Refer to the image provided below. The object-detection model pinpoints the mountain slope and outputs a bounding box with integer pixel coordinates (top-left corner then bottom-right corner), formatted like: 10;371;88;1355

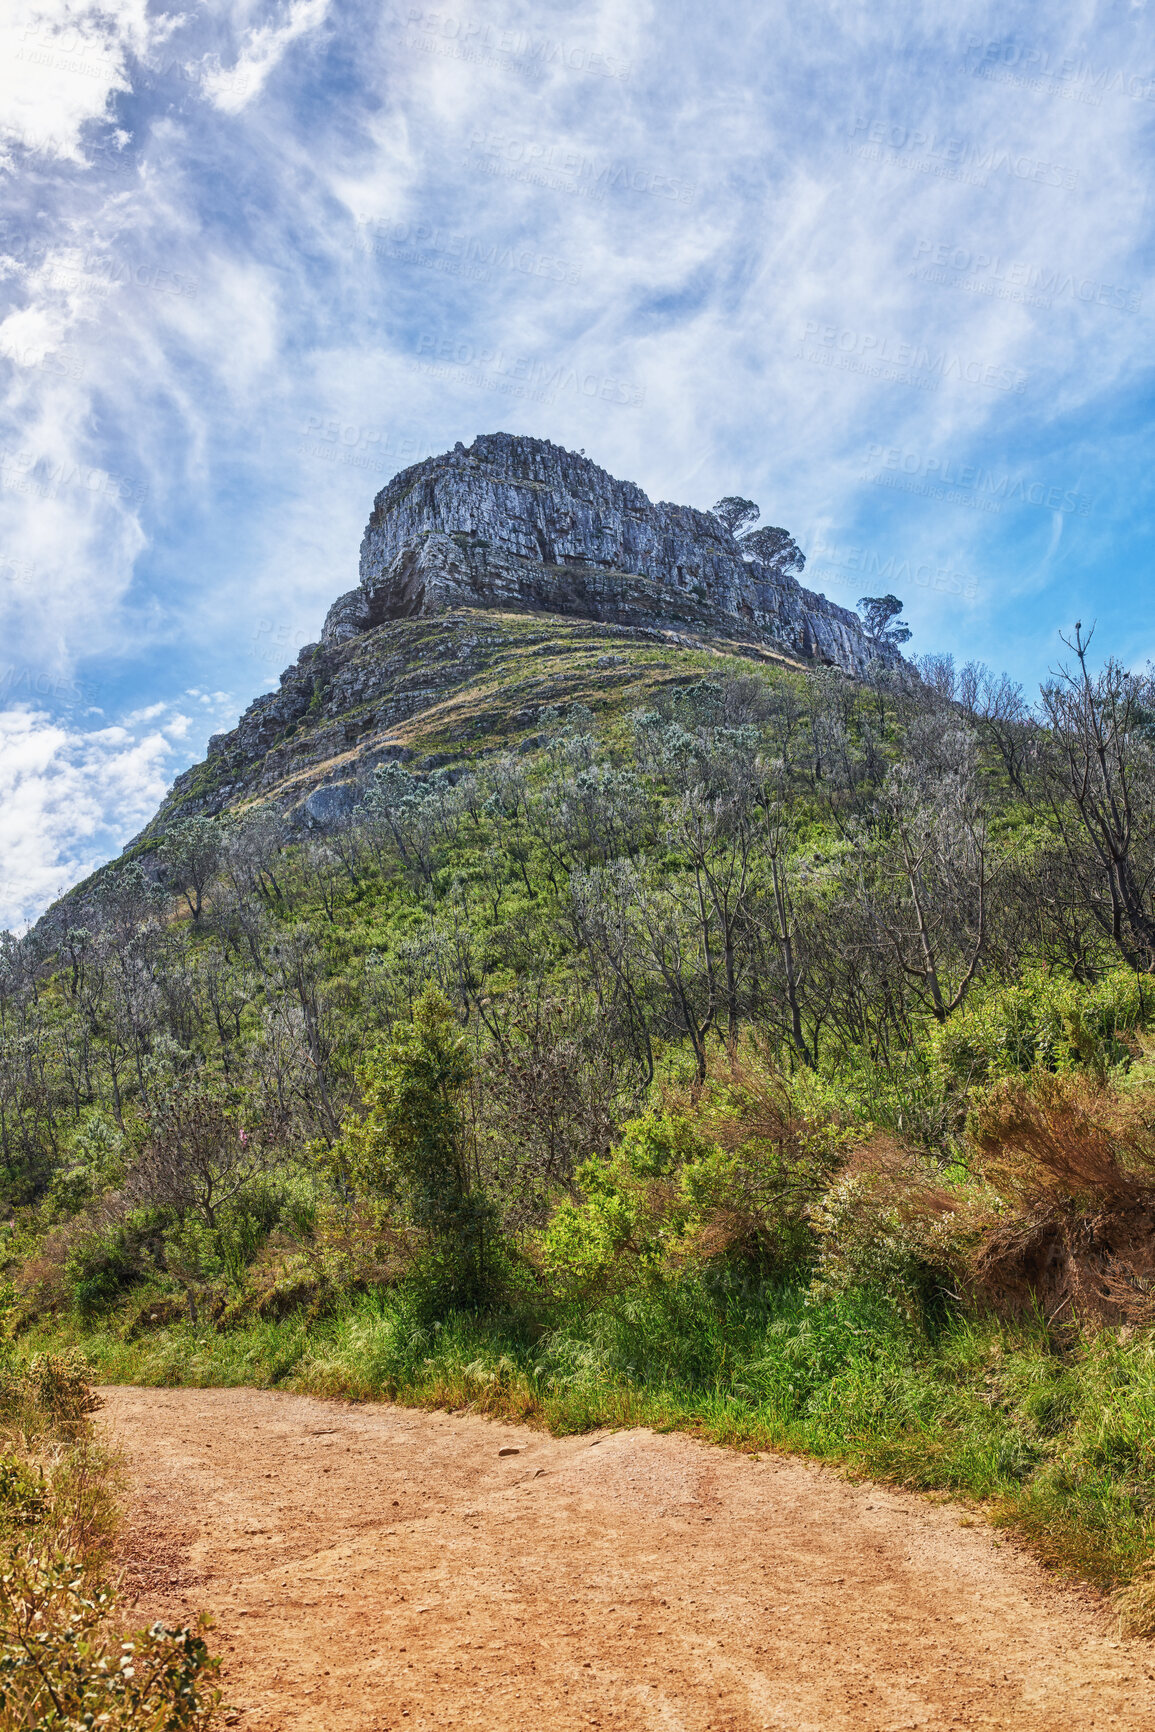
143;613;806;839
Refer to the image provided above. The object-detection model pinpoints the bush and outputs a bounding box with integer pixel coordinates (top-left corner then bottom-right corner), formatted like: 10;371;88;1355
931;970;1143;1087
0;1548;220;1730
542;1071;857;1301
966;1070;1155;1325
65;1222;147;1317
808;1140;995;1320
23;1352;103;1429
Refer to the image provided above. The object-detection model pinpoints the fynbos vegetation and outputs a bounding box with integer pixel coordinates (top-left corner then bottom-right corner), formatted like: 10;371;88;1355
6;624;1155;1627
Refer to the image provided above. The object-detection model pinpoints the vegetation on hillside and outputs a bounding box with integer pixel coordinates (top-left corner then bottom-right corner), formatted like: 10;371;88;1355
5;621;1155;1627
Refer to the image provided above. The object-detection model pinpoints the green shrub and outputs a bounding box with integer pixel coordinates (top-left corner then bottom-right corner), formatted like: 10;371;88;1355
0;1548;220;1730
65;1226;144;1317
541;1111;721;1298
44;1117;128;1222
342;985;496;1305
931;970;1142;1087
541;1087;850;1300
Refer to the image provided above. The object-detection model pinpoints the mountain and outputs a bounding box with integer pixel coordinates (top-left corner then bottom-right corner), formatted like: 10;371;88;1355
335;433;892;674
136;433;902;839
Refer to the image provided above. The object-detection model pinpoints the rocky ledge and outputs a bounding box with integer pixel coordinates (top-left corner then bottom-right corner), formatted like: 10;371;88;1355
320;433;900;679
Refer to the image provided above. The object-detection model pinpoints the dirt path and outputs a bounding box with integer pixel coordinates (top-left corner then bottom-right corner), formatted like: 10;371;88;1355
98;1386;1153;1731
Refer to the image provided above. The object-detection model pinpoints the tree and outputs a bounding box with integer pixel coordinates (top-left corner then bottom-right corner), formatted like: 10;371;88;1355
346;986;490;1297
565;862;657;1088
476;989;621;1225
1040;624;1155;972
220;808;287;908
865;731;996;1024
666;731;763;1051
359;763;462;885
711;496;760;537
758;761;820;1067
127;1080;275;1320
129;1081;271;1233
971;667;1034;796
740;525;806;578
158;817;221;924
857;594;912;647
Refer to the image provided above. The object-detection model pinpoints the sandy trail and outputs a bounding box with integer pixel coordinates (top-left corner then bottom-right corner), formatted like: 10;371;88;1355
98;1385;1152;1731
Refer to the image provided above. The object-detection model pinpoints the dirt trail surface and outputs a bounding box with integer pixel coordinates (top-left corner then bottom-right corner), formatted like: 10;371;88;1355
98;1386;1153;1731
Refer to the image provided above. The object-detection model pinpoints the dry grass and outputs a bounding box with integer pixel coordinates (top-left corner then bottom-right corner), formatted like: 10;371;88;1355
0;1350;119;1576
969;1073;1155;1326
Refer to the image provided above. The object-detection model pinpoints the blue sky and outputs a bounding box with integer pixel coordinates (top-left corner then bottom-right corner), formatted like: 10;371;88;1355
0;0;1153;927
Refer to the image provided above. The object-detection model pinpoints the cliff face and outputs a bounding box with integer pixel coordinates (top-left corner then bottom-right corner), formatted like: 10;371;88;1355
322;433;898;679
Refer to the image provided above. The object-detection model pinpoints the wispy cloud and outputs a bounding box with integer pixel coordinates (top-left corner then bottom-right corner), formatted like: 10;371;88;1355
204;0;333;115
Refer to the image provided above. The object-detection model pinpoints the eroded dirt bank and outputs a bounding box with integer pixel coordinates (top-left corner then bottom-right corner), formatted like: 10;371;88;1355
98;1386;1153;1731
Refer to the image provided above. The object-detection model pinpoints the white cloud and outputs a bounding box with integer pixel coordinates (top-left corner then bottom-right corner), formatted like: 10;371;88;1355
203;0;332;114
0;704;182;930
0;4;127;165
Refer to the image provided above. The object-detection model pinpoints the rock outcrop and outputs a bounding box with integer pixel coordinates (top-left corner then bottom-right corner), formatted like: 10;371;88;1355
111;434;906;856
321;433;899;678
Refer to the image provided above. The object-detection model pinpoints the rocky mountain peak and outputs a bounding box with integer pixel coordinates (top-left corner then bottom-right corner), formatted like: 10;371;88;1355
104;433;908;859
321;432;900;678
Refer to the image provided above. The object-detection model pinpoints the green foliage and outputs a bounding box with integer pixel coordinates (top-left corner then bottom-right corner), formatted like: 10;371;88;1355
213;1178;298;1287
541;1086;851;1299
930;970;1143;1086
0;1455;46;1527
13;626;1155;1617
0;1550;220;1731
825;1049;956;1150
157;816;220;923
43;1118;126;1222
343;986;493;1301
614;1111;715;1178
64;1221;155;1317
542;1112;729;1296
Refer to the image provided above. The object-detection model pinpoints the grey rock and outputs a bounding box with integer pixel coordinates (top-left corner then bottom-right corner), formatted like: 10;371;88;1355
303;783;356;827
329;432;900;678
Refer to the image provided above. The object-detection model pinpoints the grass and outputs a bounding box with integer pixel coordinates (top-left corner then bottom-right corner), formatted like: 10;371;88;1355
24;1278;1155;1603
